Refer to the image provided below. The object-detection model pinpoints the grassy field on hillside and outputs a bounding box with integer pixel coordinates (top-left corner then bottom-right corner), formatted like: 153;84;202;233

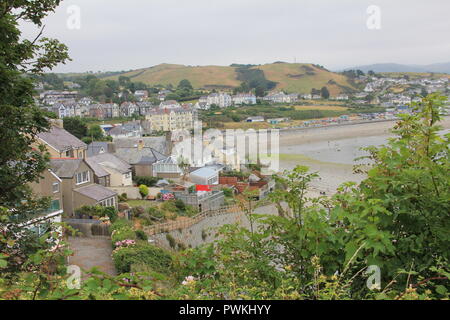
255;63;356;95
104;63;358;94
106;63;240;89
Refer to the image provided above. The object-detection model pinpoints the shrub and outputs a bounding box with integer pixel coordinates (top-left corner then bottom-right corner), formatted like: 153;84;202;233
75;205;118;222
110;218;132;232
134;176;158;187
174;199;186;211
222;187;233;198
147;207;165;220
139;184;149;199
103;206;118;222
110;219;136;245
135;230;148;241
118;193;128;202
131;206;145;218
166;234;176;249
112;243;173;274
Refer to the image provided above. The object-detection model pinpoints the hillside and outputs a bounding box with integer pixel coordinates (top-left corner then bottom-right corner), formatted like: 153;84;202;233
104;62;357;94
255;63;355;95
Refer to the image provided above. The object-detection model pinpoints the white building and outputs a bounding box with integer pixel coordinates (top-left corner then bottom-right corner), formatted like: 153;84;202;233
232;93;257;105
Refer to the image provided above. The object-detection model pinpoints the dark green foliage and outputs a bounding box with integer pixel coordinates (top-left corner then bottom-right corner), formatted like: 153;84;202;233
235;65;277;92
74;205;118;222
166;234;176;249
221;187;233;198
320;86;330;99
135;230;148;241
112;243;173;274
63;117;88;139
174;200;186;211
133;176;158;187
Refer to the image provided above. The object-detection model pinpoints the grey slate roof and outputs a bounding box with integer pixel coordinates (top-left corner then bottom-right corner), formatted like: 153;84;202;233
37;125;86;152
115;147;167;165
74;184;117;201
113;136;168;154
86;153;132;175
49;159;83;178
84;158;110;178
87;142;109;157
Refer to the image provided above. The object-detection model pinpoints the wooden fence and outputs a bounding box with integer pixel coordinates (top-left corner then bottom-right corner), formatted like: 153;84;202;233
143;205;242;236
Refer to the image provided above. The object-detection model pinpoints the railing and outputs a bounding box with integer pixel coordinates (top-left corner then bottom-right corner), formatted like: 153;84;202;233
143;205;242;236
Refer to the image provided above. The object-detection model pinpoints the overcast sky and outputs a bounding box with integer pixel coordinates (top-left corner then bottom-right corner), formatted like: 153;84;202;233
19;0;450;73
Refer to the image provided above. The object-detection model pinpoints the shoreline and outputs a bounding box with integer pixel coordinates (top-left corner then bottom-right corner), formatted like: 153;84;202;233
279;116;450;146
277;116;450;195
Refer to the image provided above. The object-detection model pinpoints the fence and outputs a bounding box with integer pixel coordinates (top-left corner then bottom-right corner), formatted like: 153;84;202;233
143;205;242;236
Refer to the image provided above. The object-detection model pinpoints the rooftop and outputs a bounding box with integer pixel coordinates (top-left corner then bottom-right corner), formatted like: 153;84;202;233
37;125;87;152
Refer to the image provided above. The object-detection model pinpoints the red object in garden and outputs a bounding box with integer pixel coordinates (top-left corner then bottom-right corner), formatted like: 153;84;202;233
196;185;211;192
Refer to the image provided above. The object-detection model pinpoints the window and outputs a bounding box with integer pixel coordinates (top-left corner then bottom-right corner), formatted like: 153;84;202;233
100;197;115;207
52;182;59;193
76;171;90;185
124;172;131;179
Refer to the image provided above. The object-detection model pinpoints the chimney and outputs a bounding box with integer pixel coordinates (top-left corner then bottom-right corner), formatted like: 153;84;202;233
107;142;116;153
137;139;144;151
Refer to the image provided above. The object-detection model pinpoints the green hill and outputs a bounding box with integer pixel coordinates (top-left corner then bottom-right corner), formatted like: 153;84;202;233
104;62;358;94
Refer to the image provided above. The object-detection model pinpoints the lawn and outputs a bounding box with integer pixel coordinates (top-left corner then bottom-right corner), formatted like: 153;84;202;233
293;105;348;111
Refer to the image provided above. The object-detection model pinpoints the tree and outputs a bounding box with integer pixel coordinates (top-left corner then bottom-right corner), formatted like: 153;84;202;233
0;0;70;283
255;86;265;97
177;157;190;181
63;117;88;139
177;79;193;91
87;125;105;141
0;0;69;208
139;185;149;200
320;86;330;99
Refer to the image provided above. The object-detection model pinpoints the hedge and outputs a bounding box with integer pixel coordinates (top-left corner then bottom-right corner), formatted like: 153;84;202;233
112;243;173;275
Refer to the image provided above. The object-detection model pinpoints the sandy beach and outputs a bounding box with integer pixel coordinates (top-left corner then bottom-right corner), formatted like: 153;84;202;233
278;117;450;195
279;117;450;146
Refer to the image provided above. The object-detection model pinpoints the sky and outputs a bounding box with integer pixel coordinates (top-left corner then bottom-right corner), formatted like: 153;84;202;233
19;0;450;73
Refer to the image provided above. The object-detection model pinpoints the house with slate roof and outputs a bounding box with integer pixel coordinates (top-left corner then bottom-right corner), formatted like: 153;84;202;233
36;120;87;159
50;158;118;217
86;153;133;187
